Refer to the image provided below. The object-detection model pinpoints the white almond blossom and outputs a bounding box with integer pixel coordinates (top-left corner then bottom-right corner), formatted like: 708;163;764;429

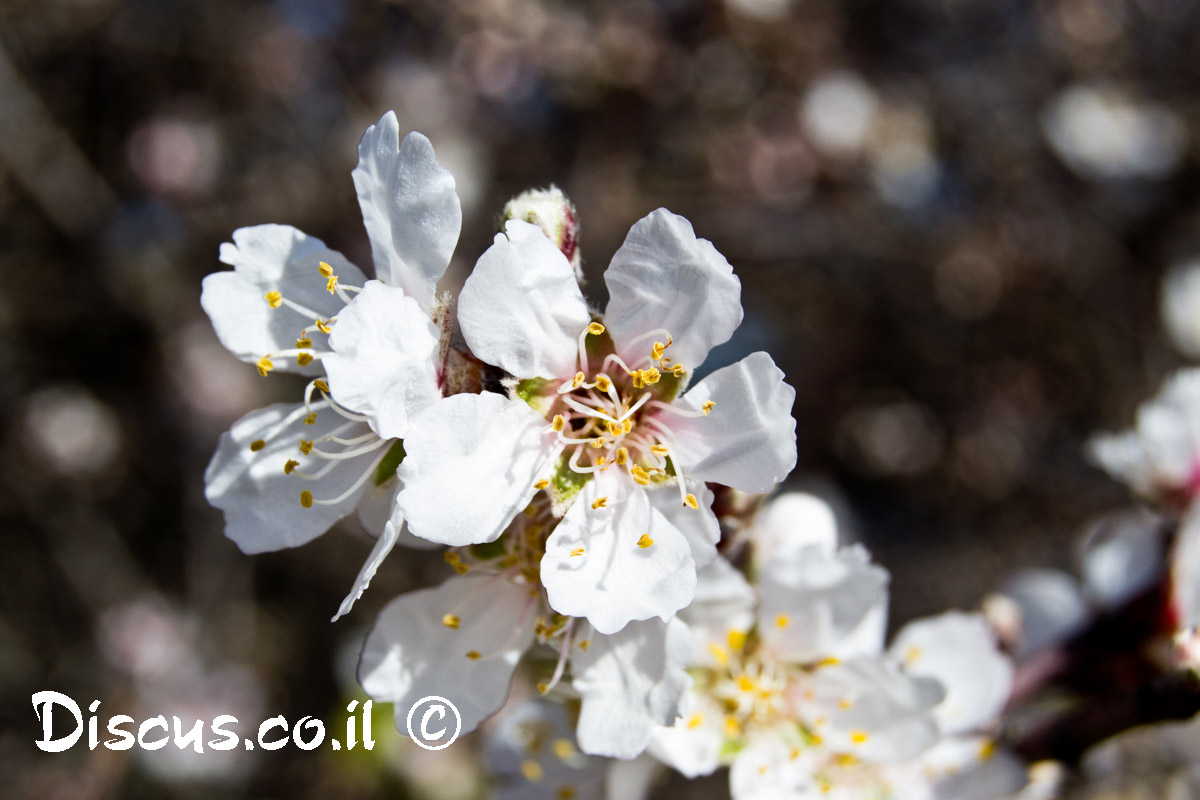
358;492;693;758
393;211;797;635
201;111;462;619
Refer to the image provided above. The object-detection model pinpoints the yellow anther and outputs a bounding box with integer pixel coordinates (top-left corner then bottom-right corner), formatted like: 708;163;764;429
536;681;549;695
595;456;608;467
630;370;645;389
637;534;654;549
257;356;274;377
838;697;853;710
265;291;282;308
304;412;317;425
249;439;266;452
295;336;313;349
466;650;481;660
672;364;685;377
594;375;611;392
630;466;651;485
622;419;632;433
642;368;661;384
606;420;621;437
552;415;566;432
684;493;699;510
775;613;791;629
577;639;590;651
686;713;704;730
724;716;741;737
737;674;756;692
443;550;462;564
834;754;859;768
296;352;314;367
587;321;605;336
651;341;665;360
816;657;840;668
534;479;549;490
651;444;670;456
810;733;823;746
850;730;869;744
325;275;338;294
589;437;606;449
978;739;998;761
591;497;608;510
300;490;313;508
552;739;575;761
572;371;585;388
315;319;331;334
556;787;576;800
727;629;747;651
790;748;801;760
313;378;329;393
318;261;334;277
702;400;716;415
453;562;469;574
521;760;544;782
283;459;299;474
615;448;628;465
708;642;729;666
299;440;313;455
569;547;585;557
442;614;460;629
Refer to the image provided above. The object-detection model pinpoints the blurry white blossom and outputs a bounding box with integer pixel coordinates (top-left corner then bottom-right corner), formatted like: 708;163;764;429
23;385;123;477
801;71;880;159
1162;259;1200;358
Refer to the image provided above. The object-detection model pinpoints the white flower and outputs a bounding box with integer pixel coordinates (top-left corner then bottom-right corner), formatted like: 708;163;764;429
395;210;797;635
484;698;609;800
357;492;692;757
1088;368;1200;506
202;112;461;619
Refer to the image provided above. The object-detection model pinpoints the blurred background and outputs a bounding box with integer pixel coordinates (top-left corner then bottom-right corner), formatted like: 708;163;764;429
3;0;1198;796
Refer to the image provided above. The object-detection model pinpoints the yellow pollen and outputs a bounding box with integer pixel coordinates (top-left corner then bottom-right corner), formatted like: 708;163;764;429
850;730;869;744
591;496;608;509
552;415;566;432
637;534;654;549
816;657;841;668
838;697;854;710
300;490;313;508
295;336;313;349
325;275;338;294
615;448;628;465
651;444;670;456
587;322;605;336
555;787;576;800
249;439;266;452
315;319;331;334
442;614;460;629
299;440;313;455
790;748;801;760
304;412;317;425
265;291;282;308
736;674;756;692
589;437;606;449
775;613;791;629
724;716;741;737
521;759;543;782
594;375;611;392
256;356;274;377
630;466;651;485
810;733;823;746
572;371;585;388
651;342;665;360
642;368;661;384
672;364;685;377
758;766;767;775
978;739;998;761
466;650;481;660
569;547;585;557
702;401;716;415
443;550;462;564
453;562;469;574
534;479;549;490
283;459;299;474
595;456;608;467
686;713;704;729
630;371;644;389
684;493;698;509
577;639;590;651
622;419;632;433
727;629;747;651
552;739;575;761
536;681;549;695
904;646;922;665
318;261;334;277
313;378;329;393
708;643;729;666
296;352;314;367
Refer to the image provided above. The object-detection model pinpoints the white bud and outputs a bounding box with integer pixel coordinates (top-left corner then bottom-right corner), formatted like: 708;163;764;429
503;186;581;282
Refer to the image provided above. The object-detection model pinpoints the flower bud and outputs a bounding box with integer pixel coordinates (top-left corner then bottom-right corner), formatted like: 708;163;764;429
503;186;581;282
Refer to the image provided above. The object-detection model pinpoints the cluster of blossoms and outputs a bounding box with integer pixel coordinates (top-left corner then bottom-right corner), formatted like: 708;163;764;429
206;112;1190;798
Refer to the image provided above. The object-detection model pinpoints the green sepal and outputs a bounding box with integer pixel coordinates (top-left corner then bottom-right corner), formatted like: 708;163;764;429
470;539;509;561
373;439;407;486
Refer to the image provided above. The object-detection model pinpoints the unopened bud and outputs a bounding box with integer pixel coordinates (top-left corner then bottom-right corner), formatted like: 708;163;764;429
503;186;581;282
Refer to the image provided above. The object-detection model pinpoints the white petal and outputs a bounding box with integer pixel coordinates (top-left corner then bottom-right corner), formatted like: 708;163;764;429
603;209;742;371
678;556;756;668
485;699;609;800
1080;508;1164;610
204;403;376;553
1163;259;1200;358
669;352;797;494
202;224;366;373
889;612;1014;736
798;657;944;763
759;543;889;662
352;115;461;308
1173;504;1200;630
749;492;839;567
915;736;1028;800
542;478;697;635
332;518;400;622
358;574;535;735
647;483;721;567
397;392;554;546
323;280;441;440
727;734;812;800
355;479;440;549
458;220;590;379
998;569;1089;658
571;617;693;759
647;690;725;778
